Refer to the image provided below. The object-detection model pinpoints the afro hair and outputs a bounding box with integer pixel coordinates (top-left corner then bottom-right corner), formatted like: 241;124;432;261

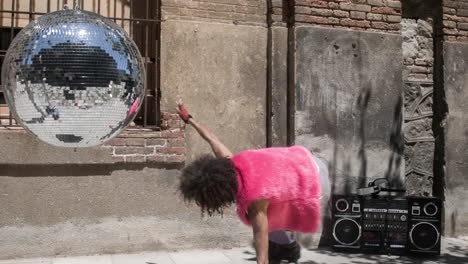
179;155;238;216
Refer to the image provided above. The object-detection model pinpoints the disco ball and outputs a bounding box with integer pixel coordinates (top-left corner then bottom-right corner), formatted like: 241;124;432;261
1;9;145;147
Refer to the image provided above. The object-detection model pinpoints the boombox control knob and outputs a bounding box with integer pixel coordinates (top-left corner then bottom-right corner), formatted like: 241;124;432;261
400;215;407;221
424;202;438;216
336;198;349;212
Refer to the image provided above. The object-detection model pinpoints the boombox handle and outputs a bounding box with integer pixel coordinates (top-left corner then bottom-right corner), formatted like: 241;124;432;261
357;178;406;196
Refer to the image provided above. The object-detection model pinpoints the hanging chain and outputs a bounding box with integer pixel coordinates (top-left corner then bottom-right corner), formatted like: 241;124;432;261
63;0;80;10
73;0;81;10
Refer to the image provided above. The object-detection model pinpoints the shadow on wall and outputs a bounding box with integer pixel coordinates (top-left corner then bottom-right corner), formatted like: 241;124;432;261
299;247;468;264
0;162;183;177
300;243;468;264
242;239;468;264
331;87;404;195
385;94;404;189
299;88;406;249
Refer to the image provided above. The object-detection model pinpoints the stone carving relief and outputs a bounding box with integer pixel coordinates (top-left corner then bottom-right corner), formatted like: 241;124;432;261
404;81;434;196
402;18;435;196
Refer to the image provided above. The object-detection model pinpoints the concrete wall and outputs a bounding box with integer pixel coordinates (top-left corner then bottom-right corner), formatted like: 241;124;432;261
0;0;268;258
270;24;289;147
0;130;114;165
0;165;250;259
159;20;267;161
0;119;246;260
294;26;404;193
443;41;468;236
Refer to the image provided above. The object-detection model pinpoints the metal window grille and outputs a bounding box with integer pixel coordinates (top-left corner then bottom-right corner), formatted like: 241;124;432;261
0;0;161;128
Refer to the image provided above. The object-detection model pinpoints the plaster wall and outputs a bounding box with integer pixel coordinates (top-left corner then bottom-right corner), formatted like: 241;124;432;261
0;166;250;259
443;41;468;236
270;26;288;147
294;26;405;193
160;20;267;161
0;130;114;164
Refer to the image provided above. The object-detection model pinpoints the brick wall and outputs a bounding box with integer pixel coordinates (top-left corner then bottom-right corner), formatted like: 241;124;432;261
161;0;267;26
160;0;405;31
294;0;402;33
443;0;468;41
103;112;186;164
270;0;290;25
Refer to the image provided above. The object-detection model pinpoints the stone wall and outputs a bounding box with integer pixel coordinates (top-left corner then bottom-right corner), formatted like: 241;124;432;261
401;17;435;196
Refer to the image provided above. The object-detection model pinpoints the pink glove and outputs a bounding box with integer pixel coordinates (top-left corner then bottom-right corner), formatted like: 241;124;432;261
127;98;139;117
177;104;192;123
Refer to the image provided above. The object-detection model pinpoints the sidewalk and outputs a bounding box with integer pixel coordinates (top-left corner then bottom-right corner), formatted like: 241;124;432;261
1;237;467;264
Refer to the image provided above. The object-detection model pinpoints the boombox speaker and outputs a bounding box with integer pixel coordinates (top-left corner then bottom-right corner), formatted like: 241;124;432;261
331;195;362;250
408;196;442;255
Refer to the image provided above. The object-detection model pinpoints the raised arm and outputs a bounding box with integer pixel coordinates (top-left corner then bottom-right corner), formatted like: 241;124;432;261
176;102;233;159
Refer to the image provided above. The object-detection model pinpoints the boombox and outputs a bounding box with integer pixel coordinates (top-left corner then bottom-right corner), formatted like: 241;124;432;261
331;194;442;255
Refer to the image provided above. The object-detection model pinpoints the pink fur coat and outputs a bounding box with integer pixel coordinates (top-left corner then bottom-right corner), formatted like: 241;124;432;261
231;146;321;233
